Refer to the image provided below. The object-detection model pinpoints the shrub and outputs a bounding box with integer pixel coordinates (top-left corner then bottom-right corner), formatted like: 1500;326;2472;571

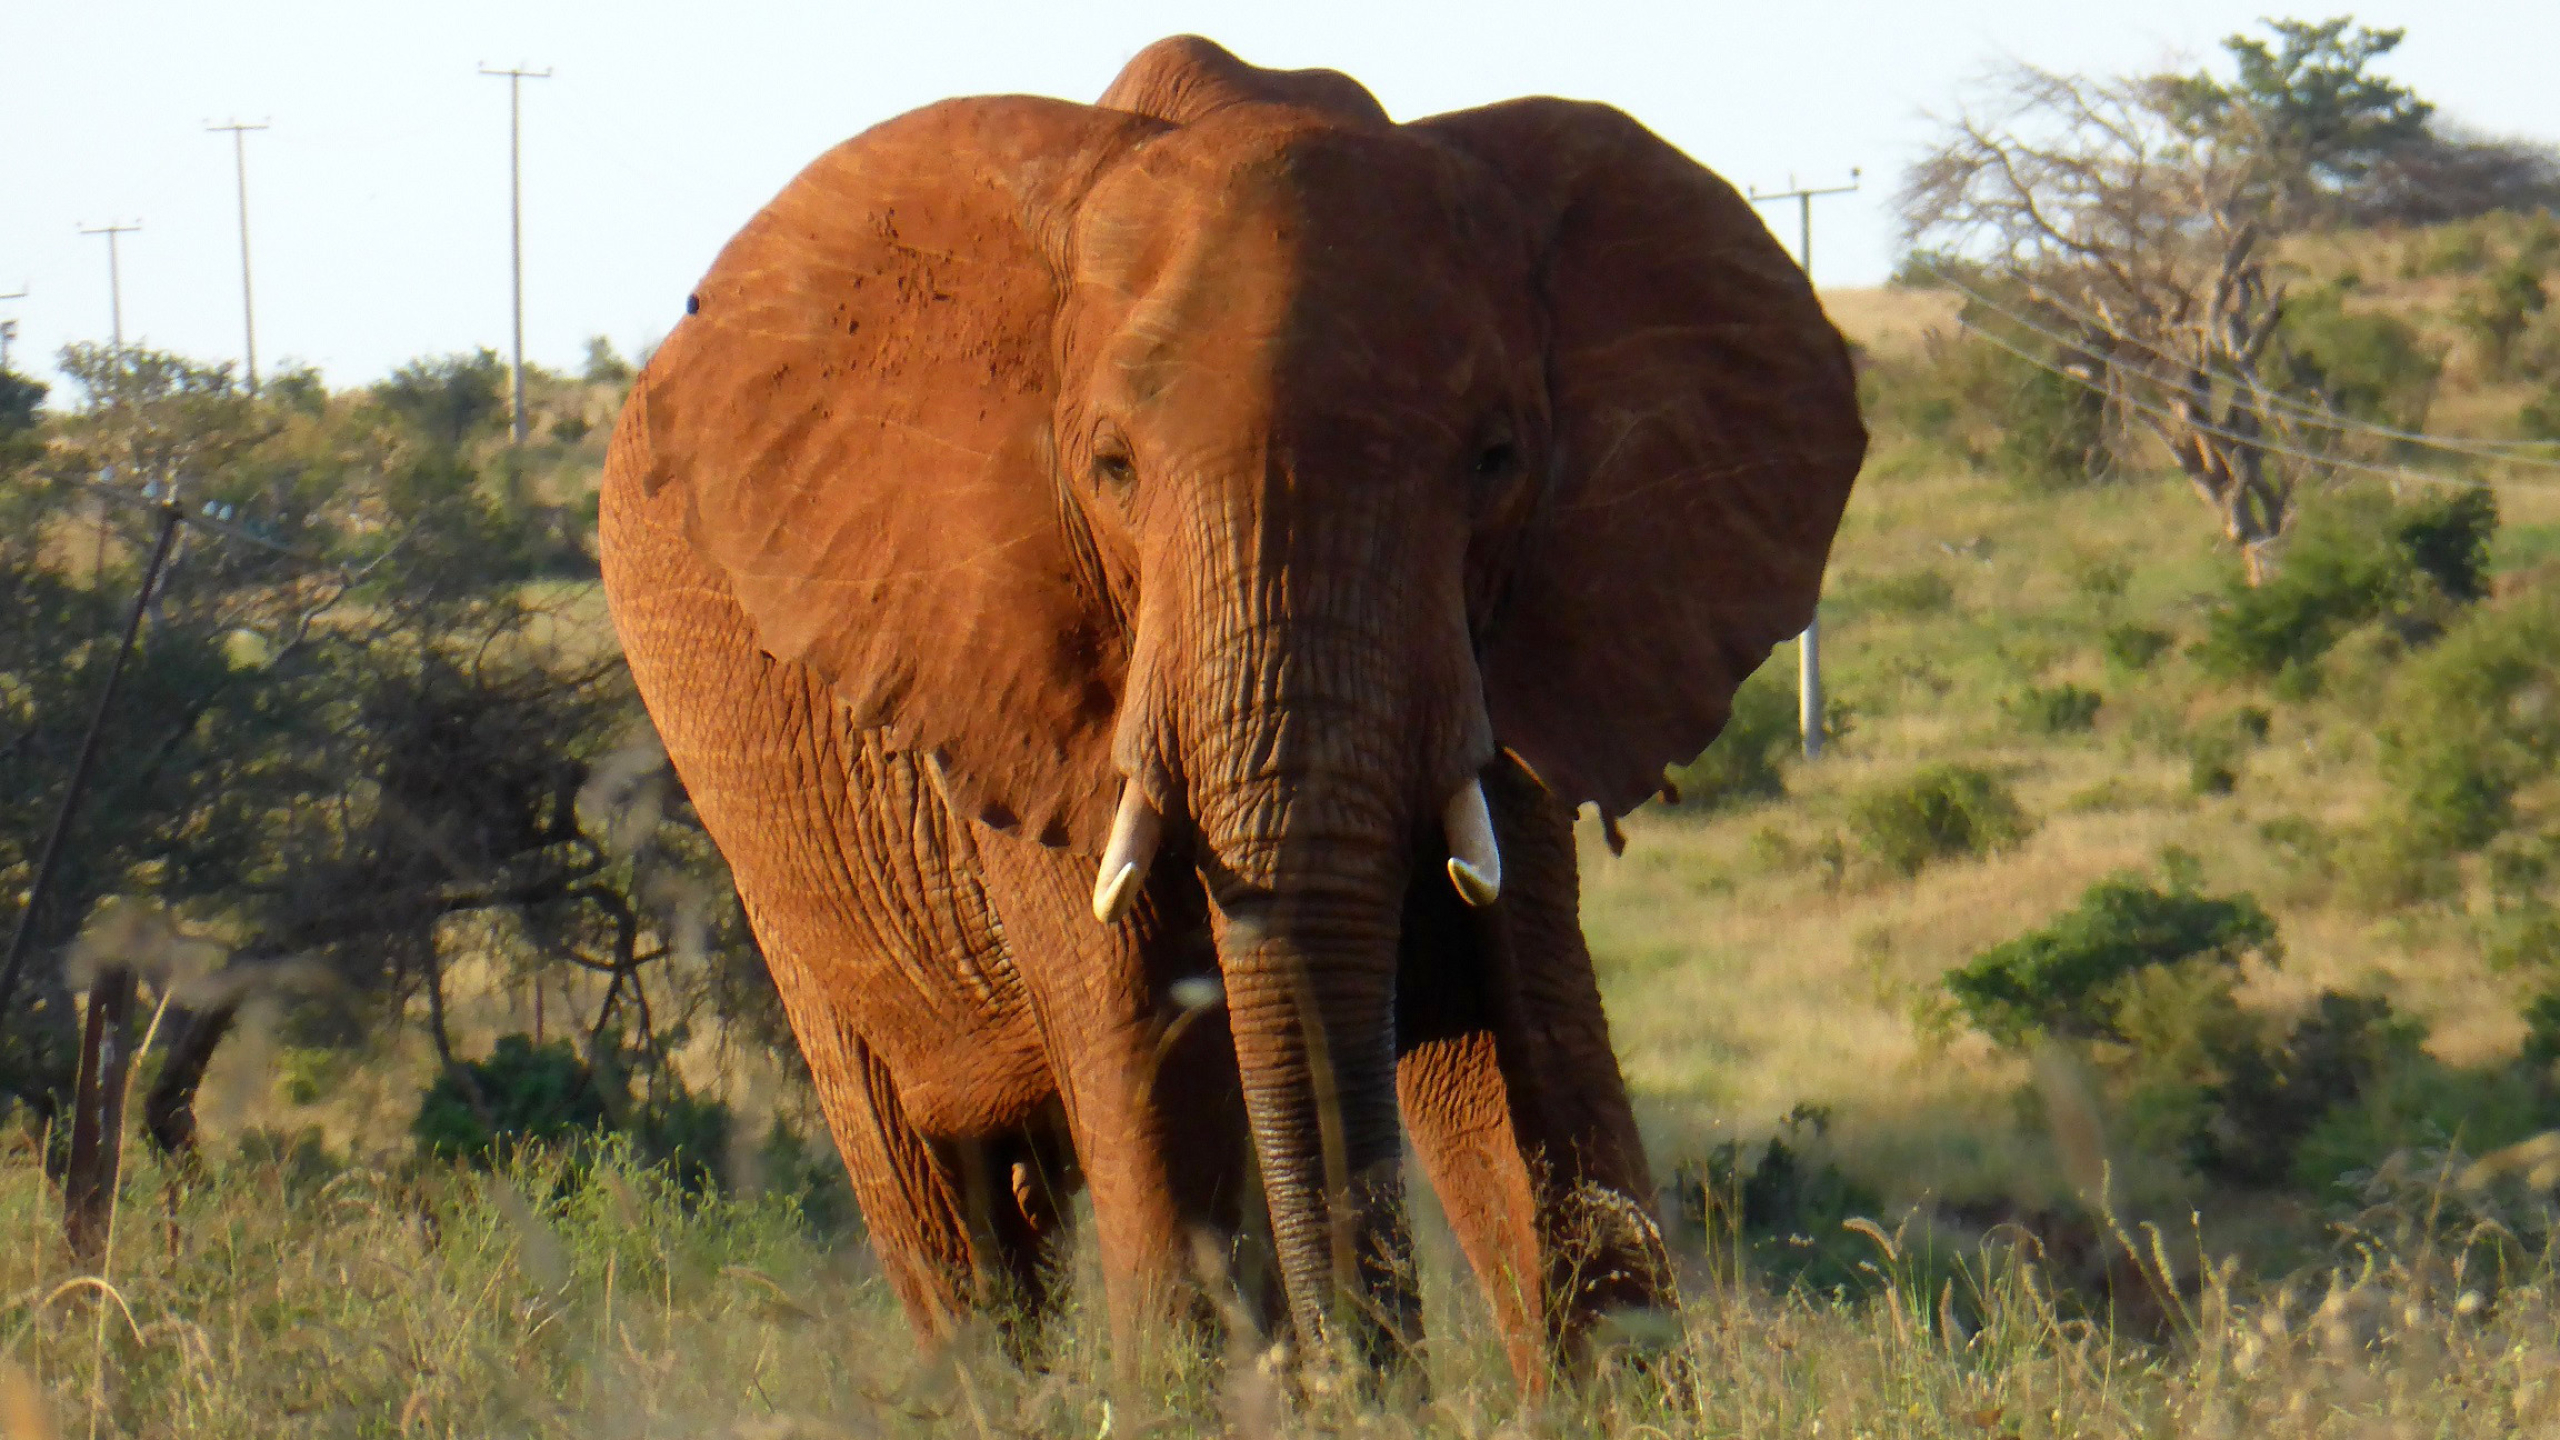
2374;587;2560;853
1943;871;2278;1047
2398;487;2499;604
2291;1053;2555;1198
2525;384;2560;442
1854;327;2016;476
374;349;510;447
2270;283;2442;429
582;335;635;386
1857;567;1958;618
2190;992;2426;1187
2184;707;2271;796
1851;765;2029;877
414;1035;615;1166
1992;345;2111;491
2524;990;2560;1071
2102;622;2175;672
2003;682;2103;735
412;1033;734;1192
2455;257;2549;374
1668;1105;1882;1293
1667;664;1800;809
2195;485;2500;682
2065;554;2132;602
2481;838;2560;974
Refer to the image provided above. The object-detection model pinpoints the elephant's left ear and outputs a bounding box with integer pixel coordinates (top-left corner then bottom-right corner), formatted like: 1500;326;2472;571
1415;99;1866;823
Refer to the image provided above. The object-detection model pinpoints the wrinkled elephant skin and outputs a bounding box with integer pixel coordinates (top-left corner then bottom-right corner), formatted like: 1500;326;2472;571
599;35;1864;1387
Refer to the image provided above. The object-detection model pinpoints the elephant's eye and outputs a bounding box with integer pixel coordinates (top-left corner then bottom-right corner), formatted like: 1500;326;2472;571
1092;429;1138;493
1473;439;1519;481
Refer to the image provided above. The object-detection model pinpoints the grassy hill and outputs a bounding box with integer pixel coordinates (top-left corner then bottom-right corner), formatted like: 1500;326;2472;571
9;218;2560;1433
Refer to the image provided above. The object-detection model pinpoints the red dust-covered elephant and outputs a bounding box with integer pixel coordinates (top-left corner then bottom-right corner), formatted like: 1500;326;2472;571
599;35;1862;1385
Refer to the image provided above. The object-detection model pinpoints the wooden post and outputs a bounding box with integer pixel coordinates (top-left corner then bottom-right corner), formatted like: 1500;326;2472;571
63;966;137;1267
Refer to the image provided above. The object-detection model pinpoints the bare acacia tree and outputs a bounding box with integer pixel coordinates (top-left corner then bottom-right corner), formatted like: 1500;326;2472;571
1901;22;2433;584
1904;64;2299;581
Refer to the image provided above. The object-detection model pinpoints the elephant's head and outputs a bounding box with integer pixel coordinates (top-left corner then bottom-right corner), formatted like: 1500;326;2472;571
620;36;1863;1358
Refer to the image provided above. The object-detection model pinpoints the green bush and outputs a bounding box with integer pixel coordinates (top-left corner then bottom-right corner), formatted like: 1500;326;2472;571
374;349;511;448
412;1033;734;1193
1851;764;2030;877
2291;1055;2556;1198
1943;871;2279;1047
2270;283;2443;429
414;1035;615;1166
2480;838;2560;974
2195;485;2500;683
1992;345;2111;491
2523;990;2560;1071
2374;587;2560;853
2190;992;2426;1188
2065;554;2132;602
2003;682;2104;735
2524;385;2560;442
2102;622;2176;672
1667;664;1800;809
2455;258;2549;374
1854;328;2014;476
2398;487;2500;603
1855;567;1959;618
1668;1105;1882;1294
2184;707;2271;796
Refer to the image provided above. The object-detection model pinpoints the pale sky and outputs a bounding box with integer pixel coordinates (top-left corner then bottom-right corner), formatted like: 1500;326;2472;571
6;1;2555;394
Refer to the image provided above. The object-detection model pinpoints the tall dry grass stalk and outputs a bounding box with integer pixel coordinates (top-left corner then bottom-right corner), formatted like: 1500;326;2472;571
4;1138;2558;1435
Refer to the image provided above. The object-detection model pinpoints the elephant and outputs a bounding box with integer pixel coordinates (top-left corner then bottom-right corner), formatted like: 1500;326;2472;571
598;35;1864;1386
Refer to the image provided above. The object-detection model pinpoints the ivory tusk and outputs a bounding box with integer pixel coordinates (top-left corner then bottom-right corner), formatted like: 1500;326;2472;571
1443;777;1502;907
1092;779;1162;924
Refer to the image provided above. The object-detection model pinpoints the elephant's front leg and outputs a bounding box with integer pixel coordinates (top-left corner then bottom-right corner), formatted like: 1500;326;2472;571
1396;757;1673;1390
970;830;1264;1365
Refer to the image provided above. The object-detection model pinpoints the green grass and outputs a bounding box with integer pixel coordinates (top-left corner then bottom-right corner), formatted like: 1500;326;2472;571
10;1141;2560;1435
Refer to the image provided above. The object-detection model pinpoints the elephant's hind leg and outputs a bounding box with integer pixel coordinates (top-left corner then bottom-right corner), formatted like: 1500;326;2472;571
800;1015;1078;1354
796;1013;978;1344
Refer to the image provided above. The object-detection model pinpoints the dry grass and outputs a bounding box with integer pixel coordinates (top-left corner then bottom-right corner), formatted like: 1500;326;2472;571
1820;286;1965;361
7;1140;2560;1435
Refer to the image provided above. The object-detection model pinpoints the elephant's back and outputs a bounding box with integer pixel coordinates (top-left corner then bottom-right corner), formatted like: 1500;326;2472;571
598;444;1053;1139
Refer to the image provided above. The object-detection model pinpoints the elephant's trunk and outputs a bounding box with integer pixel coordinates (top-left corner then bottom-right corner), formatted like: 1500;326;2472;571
1149;595;1485;1367
1215;865;1414;1364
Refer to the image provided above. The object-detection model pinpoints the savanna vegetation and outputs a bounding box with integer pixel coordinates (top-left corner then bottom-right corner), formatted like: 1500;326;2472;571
9;15;2560;1436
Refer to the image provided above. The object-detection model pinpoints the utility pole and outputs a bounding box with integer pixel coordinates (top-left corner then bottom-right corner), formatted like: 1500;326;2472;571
479;63;551;446
0;284;24;372
78;222;142;350
1748;170;1859;760
0;489;184;1048
208;120;270;396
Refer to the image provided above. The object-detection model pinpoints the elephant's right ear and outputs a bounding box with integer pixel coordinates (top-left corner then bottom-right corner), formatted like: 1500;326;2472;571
620;97;1162;852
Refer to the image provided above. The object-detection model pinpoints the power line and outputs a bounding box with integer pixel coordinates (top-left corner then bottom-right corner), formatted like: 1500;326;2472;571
1915;262;2560;469
1953;310;2558;495
70;474;332;564
207;120;270;397
0;497;185;1028
479;64;552;448
77;222;142;349
1750;171;1859;762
